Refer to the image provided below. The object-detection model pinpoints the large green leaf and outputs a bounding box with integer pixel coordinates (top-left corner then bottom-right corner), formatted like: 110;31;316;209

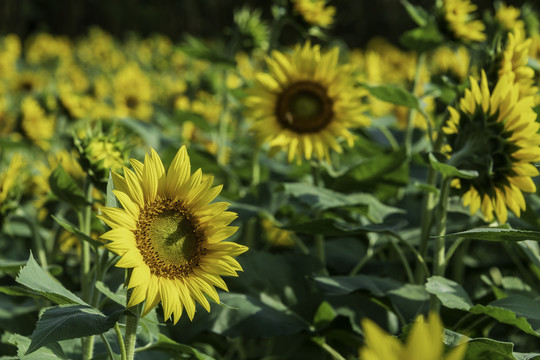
48;165;88;208
15;253;86;306
283;218;406;237
314;275;401;297
26;305;123;355
470;295;540;337
282;182;403;222
429;153;479;179
1;332;66;360
360;84;419;109
426;276;473;311
141;334;214;360
441;227;540;242
51;215;103;248
463;338;516;360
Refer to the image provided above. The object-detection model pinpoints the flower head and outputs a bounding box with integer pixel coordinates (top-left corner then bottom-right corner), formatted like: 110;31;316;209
292;0;336;28
244;42;369;164
442;0;486;43
360;313;467;360
499;31;538;99
99;146;248;323
443;71;540;223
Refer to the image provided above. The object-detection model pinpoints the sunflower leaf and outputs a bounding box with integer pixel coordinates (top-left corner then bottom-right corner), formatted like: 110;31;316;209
2;332;67;360
359;84;419;110
400;0;429;26
48;165;89;209
15;253;87;306
26;305;124;355
425;276;473;311
429;153;479;179
141;333;215;360
400;23;443;53
51;215;103;248
438;227;540;242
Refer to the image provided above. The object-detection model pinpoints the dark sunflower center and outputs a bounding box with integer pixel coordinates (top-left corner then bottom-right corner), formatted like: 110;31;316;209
134;197;205;278
448;111;518;196
126;96;139;110
20;81;34;92
275;81;333;133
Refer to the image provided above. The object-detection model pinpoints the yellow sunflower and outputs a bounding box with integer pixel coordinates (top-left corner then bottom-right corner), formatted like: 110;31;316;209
21;97;56;150
360;313;467;360
244;42;369;164
442;0;486;43
292;0;336;28
113;62;153;121
495;3;525;33
499;31;538;99
443;70;540;223
99;146;248;323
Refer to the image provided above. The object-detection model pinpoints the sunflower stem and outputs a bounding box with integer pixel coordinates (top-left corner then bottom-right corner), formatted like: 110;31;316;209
311;162;327;275
404;52;426;158
124;305;141;360
114;322;127;360
251;146;261;189
80;175;95;360
430;176;451;312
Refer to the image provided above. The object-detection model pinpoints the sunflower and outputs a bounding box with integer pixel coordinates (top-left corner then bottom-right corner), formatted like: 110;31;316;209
21;97;56;150
442;0;486;43
495;3;525;33
443;70;540;223
292;0;336;28
359;313;467;360
113;62;153;121
498;31;538;99
244;42;369;164
99;146;248;323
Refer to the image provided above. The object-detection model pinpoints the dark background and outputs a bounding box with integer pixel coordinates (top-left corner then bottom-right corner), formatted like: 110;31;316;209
0;0;530;48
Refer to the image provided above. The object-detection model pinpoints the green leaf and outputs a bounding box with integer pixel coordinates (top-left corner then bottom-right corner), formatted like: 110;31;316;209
514;353;540;360
95;281;126;307
177;35;235;67
176;110;213;132
429;153;479;179
463;338;516;360
16;253;86;306
314;275;402;297
425;276;473;311
0;259;28;273
470;295;540;337
105;171;117;209
27;305;123;355
282;183;403;223
142;333;215;360
313;301;337;330
400;0;428;26
400;23;443;52
283;218;406;237
1;332;67;360
360;84;419;109
341;147;408;184
441;227;540;242
51;215;103;248
48;165;88;208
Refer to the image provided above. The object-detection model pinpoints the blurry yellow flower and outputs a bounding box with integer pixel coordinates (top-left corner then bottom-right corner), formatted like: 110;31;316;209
25;33;72;65
245;42;369;164
442;0;486;42
360;313;467;360
293;0;336;28
0;34;21;79
0;97;16;135
21;97;55;150
56;64;89;93
77;27;125;70
114;63;153;121
443;71;540;223
430;46;471;83
495;3;525;34
261;217;295;247
498;32;538;99
0;153;27;210
12;71;45;94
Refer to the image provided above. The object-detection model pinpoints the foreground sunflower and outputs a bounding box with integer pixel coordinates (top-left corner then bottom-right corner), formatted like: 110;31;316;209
244;42;369;164
443;71;540;223
441;0;486;43
360;313;467;360
99;146;248;323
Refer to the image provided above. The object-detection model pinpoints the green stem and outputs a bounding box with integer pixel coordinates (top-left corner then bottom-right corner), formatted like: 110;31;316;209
349;244;375;276
115;322;127;360
80;175;95;360
430;176;451;312
124;306;140;360
404;53;426;158
99;333;115;360
390;237;414;283
311;162;327;275
387;231;431;281
251;146;261;189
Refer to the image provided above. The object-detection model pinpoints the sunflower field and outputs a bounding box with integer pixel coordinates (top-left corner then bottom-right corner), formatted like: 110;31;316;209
1;0;540;359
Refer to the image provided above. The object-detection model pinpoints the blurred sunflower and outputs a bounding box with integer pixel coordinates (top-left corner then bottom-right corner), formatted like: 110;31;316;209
359;313;467;360
442;0;486;43
495;3;525;33
244;42;369;163
292;0;335;28
21;97;55;150
430;46;471;84
113;63;153;121
443;71;540;223
498;31;538;99
0;153;27;216
99;146;248;323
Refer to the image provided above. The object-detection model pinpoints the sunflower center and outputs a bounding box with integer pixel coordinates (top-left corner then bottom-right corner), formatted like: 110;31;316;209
135;197;205;279
126;96;139;110
276;81;333;133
